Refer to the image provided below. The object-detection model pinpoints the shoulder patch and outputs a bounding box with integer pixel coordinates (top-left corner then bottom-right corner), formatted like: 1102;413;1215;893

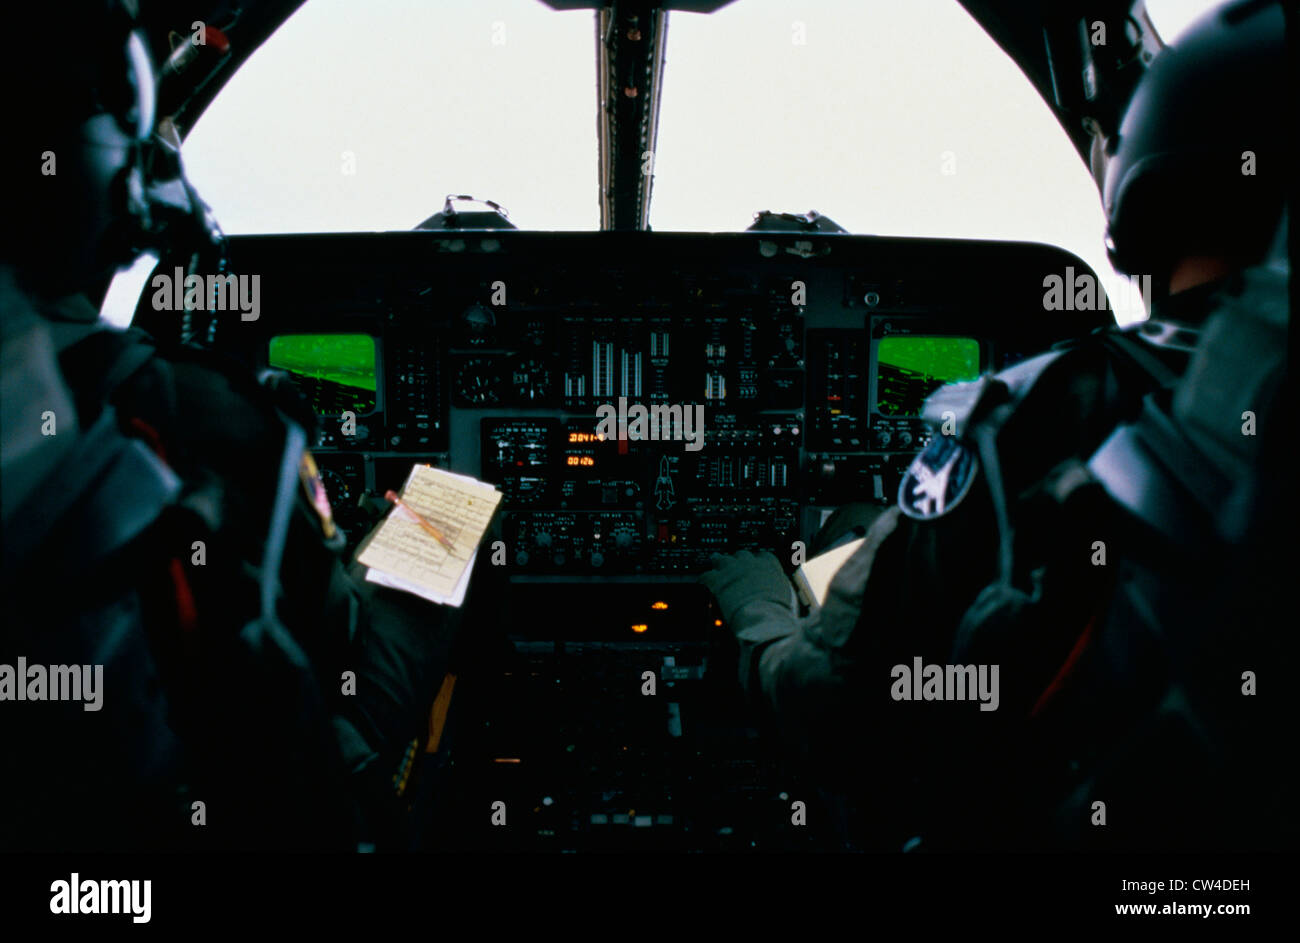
898;434;978;520
299;450;337;539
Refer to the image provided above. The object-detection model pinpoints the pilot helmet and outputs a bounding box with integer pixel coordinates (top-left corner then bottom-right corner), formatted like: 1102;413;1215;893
1;1;215;309
1101;0;1286;285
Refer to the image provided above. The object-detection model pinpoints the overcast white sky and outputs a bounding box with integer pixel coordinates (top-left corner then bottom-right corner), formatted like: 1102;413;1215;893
102;0;1222;327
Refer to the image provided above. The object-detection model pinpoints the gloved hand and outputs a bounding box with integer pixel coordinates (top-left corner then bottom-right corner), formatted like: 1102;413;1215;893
698;550;794;627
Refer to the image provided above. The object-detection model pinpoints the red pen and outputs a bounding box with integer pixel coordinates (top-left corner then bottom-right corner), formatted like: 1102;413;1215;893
384;490;455;552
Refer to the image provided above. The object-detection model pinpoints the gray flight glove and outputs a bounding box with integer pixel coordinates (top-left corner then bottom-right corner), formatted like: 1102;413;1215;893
698;550;796;627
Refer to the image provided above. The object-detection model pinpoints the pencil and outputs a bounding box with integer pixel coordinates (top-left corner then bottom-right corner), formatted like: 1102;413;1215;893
384;490;455;552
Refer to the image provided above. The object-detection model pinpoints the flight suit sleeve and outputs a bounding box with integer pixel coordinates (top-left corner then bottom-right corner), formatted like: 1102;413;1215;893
199;368;448;815
700;508;903;732
334;559;451;766
283;456;448;779
752;508;901;730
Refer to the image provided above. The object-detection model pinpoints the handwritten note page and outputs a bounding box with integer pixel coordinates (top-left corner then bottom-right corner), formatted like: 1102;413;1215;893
357;464;502;605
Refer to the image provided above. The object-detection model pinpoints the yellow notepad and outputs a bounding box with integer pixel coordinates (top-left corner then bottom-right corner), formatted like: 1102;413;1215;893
792;537;867;609
356;464;502;607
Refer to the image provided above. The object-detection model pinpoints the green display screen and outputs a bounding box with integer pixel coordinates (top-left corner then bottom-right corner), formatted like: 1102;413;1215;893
875;336;980;417
268;334;377;414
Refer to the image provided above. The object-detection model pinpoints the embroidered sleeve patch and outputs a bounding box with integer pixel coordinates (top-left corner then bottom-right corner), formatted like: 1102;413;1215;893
898;435;978;520
299;450;337;539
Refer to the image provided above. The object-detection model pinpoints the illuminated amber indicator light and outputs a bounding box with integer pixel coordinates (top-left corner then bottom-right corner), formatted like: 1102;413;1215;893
651;601;669;611
714;619;723;627
631;624;649;634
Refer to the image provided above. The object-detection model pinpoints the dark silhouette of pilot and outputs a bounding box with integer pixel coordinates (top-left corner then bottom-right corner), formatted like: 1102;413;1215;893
0;2;447;851
701;0;1290;851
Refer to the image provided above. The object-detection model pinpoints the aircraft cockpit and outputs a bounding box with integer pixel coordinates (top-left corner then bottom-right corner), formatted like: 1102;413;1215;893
101;0;1222;853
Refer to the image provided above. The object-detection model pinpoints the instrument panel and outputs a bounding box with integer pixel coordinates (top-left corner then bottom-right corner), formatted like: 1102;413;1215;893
137;231;1108;594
